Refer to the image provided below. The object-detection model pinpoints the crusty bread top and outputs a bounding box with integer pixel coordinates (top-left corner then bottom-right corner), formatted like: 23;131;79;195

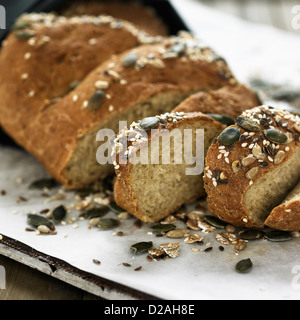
60;0;168;36
172;84;261;119
204;105;300;228
0;24;237;187
112;111;225;172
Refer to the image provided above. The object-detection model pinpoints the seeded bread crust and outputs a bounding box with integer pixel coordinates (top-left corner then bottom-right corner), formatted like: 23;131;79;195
172;84;261;119
0;16;237;188
60;0;168;36
113;112;225;222
265;182;300;231
204;106;300;229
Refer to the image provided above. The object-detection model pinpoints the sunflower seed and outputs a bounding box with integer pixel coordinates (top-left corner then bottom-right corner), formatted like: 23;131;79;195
274;150;286;165
166;229;189;238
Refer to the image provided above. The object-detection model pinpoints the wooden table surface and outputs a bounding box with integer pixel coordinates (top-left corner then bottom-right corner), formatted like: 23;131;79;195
0;0;298;300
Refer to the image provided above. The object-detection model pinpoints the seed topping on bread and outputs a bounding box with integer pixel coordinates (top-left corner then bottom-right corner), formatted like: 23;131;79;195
204;106;300;188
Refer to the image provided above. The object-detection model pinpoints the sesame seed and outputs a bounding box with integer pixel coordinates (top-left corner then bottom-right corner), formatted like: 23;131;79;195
28;90;35;97
89;38;97;45
225;157;230;164
72;94;78;102
108;105;114;112
241;143;248;148
24;52;31;60
21;73;28;80
95;80;109;89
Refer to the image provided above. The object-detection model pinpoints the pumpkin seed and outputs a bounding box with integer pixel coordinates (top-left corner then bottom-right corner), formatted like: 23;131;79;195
130;241;153;254
27;214;55;231
139;117;159;130
151;223;176;233
15;31;35;40
203;215;226;229
239;229;264;240
236;116;261;132
75;187;95;197
169;43;186;55
265;230;293;242
11;20;31;30
109;201;124;214
207;114;235;127
88;90;105;111
29;178;58;190
97;218;119;229
264;129;288;144
122;53;138;67
85;206;109;219
52;205;67;223
235;258;253;273
219;127;241;146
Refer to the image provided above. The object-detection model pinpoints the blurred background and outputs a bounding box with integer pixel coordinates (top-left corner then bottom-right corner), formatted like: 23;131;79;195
198;0;300;34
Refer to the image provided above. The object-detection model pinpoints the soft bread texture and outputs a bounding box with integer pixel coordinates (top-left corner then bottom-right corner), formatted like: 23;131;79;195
113;112;225;223
204;106;300;229
60;0;168;36
173;84;261;119
0;16;237;188
265;181;300;231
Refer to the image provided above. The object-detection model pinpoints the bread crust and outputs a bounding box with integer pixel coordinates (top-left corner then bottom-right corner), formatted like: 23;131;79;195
113;112;225;222
204;106;300;229
265;182;300;231
173;84;261;118
60;0;168;36
0;17;237;188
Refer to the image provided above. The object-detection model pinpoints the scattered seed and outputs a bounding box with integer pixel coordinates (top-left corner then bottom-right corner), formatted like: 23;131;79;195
93;259;101;265
235;258;253;273
265;230;293;242
27;214;55;231
109;201;124;214
203;215;226;229
29;178;58;190
97;218;119;229
52;205;67;223
207;114;235;127
239;229;264;241
134;266;142;271
151;223;176;233
85;206;109;219
130;241;153;254
166;229;189;238
122;263;131;267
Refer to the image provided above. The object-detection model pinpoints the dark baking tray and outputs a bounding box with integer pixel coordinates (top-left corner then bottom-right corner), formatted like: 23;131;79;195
0;0;189;147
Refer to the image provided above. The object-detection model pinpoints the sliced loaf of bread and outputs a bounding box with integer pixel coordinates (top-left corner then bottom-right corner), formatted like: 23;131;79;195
265;181;300;231
204;105;300;229
113;112;225;222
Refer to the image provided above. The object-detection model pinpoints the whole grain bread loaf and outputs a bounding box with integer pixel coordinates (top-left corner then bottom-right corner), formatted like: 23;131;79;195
204;105;300;229
60;0;168;36
173;84;261;119
0;15;237;188
265;181;300;231
113;112;225;222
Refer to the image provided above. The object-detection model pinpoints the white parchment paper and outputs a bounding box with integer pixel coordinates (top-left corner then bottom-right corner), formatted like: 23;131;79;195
1;0;300;300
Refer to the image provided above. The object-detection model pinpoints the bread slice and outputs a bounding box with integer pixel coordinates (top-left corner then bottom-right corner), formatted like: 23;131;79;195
265;181;300;231
204;106;300;229
0;20;237;188
113;112;225;222
60;0;168;36
173;84;261;119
